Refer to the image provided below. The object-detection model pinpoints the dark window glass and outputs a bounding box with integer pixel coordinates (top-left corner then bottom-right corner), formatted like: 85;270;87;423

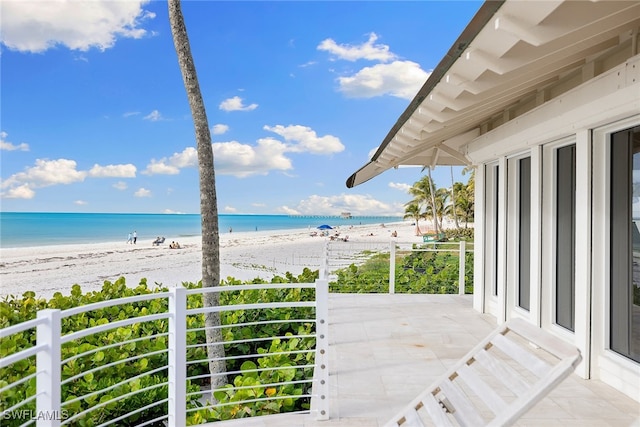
519;157;531;311
494;165;499;296
610;126;640;363
556;145;576;331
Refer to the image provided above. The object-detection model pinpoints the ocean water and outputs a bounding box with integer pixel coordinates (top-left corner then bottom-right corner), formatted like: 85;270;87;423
0;212;402;248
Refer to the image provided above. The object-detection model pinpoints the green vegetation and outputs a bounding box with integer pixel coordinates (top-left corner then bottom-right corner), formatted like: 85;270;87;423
404;167;475;234
329;234;474;294
0;270;318;427
0;244;472;425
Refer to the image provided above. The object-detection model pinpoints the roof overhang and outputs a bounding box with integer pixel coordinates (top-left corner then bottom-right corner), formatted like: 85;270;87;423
347;0;640;188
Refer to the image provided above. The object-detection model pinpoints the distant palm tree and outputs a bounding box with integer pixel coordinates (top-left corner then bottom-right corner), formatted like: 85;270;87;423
403;202;423;235
433;187;450;230
168;0;226;388
450;166;460;228
426;167;440;234
455;184;475;228
408;175;438;233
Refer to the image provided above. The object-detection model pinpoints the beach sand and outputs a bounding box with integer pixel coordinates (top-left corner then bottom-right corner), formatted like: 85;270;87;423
0;221;422;299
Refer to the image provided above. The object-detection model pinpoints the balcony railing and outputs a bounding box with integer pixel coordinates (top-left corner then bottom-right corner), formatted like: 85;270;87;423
323;239;473;295
0;238;471;426
0;281;330;426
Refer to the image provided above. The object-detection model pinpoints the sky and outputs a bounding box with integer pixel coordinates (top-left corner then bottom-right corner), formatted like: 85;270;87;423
1;1;481;216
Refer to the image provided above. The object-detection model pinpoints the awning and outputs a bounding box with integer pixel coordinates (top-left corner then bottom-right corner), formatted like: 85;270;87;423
346;0;640;188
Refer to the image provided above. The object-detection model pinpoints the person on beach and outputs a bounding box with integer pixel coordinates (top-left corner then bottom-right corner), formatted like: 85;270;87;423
127;232;132;244
133;231;137;244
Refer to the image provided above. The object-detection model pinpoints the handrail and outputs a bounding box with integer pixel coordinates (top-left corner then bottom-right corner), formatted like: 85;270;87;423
325;239;473;295
61;292;169;317
0;279;330;426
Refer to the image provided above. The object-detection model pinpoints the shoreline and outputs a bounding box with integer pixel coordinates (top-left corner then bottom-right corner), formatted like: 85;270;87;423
0;221;422;300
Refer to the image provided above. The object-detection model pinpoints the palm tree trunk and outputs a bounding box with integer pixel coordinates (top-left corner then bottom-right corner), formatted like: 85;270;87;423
168;0;227;389
427;167;439;234
450;166;460;229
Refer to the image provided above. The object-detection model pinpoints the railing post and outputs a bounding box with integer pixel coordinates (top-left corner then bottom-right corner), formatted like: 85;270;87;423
312;279;330;420
168;287;187;427
459;240;466;295
389;239;396;294
36;309;62;427
320;241;330;280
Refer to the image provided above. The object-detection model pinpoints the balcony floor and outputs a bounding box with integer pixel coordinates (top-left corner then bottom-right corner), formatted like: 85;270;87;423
214;294;640;426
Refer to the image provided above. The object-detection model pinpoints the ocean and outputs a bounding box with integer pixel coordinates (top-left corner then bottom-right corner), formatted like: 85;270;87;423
0;212;402;248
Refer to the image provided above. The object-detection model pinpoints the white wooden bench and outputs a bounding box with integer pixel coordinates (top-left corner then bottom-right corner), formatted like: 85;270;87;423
384;318;582;427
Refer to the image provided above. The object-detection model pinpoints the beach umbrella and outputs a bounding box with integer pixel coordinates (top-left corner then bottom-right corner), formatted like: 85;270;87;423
317;224;333;230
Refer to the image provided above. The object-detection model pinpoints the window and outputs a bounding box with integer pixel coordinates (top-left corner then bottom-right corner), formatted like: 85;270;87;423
556;145;576;331
485;164;499;296
518;157;531;311
610;126;640;362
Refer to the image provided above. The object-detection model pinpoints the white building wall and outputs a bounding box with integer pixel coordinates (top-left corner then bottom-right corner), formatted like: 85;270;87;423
467;55;640;400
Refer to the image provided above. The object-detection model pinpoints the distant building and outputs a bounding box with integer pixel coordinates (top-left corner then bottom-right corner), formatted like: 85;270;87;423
340;212;352;219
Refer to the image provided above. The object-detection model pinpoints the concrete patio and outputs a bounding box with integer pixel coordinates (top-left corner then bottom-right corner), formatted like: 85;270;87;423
217;294;640;426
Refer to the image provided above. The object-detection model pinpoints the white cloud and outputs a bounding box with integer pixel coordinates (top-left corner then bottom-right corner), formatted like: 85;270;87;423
123;111;140;118
144;160;181;175
224;206;237;213
294;193;399;216
2;184;35;199
1;158;137;199
368;146;379;160
113;181;128;190
168;147;198;168
213;139;292;177
143;110;164;121
134;188;152;198
0;131;29;151
144;124;342;178
1;0;155;53
2;159;87;190
88;164;136;178
74;200;88;205
338;61;429;100
318;33;396;62
219;96;258;112
263;125;344;155
144;138;292;178
143;147;196;175
277;205;300;215
389;182;411;192
212;124;229;135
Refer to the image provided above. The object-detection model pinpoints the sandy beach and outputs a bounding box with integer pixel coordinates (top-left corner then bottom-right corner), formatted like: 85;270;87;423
0;221;422;299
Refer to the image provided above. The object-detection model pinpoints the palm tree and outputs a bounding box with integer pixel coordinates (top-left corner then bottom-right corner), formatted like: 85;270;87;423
450;166;460;228
403;202;423;235
426;167;440;234
433;187;450;231
168;0;226;388
409;174;439;234
453;183;475;228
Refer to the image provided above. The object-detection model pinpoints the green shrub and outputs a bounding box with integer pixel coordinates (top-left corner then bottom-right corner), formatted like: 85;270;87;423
0;270;320;426
330;244;474;294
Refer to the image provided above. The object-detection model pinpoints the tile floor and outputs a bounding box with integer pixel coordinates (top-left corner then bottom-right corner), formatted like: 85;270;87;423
211;294;640;426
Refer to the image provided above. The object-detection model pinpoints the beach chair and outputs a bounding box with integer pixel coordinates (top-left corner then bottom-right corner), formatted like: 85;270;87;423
422;232;446;243
384;318;582;427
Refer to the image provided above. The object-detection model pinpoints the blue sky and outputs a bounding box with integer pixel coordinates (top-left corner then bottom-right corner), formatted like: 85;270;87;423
1;1;480;216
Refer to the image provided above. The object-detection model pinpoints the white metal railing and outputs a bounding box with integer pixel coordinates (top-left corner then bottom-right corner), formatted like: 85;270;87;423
0;280;330;427
324;239;473;295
